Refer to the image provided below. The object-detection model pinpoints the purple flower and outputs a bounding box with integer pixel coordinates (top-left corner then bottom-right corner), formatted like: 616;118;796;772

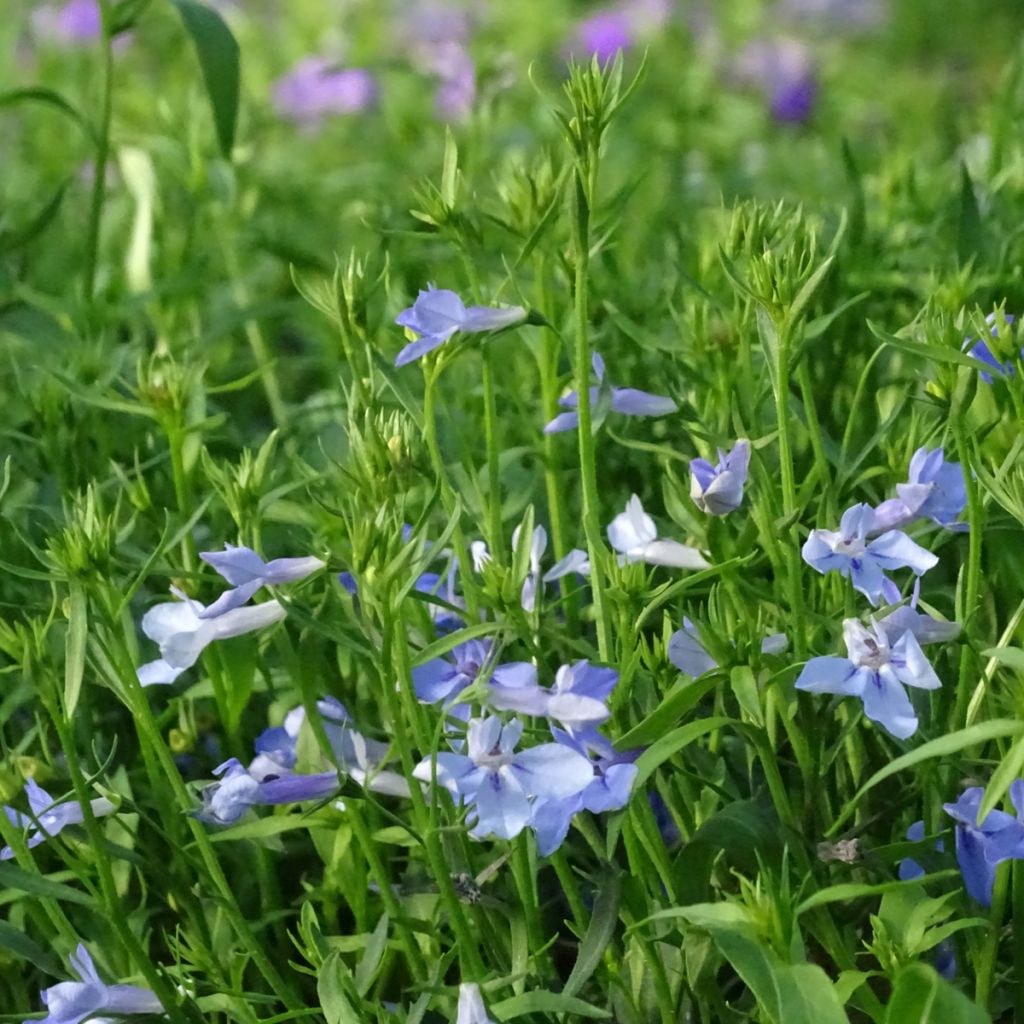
544;353;676;434
456;983;495;1024
607;495;710;569
801;503;938;605
795;618;941;739
28;944;161;1024
1;780;116;861
735;37;819;125
574;10;632;62
272;58;376;126
199;544;324;616
402;3;477;121
136;586;286;686
667;618;787;677
531;728;640;855
32;0;101;43
872;448;967;532
898;819;945;881
394;287;526;367
413;638;498;705
944;782;1024;906
877;581;960;647
963;312;1019;382
690;439;751;515
413;716;593;840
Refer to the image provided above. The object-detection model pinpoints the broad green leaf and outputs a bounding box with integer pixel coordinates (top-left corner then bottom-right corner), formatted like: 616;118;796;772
632;716;734;789
830;719;1024;835
491;992;610;1020
318;952;361;1024
63;585;88;718
883;964;991;1023
562;870;621;998
796;875;959;917
172;0;240;158
0;863;96;907
354;913;389;996
205;814;332;843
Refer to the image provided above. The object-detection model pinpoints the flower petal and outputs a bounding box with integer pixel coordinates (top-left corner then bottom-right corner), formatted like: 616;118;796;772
512;742;593;800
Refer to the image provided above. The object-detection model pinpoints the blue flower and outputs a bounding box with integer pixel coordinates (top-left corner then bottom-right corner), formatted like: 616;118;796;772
199;545;324;617
28;943;162;1024
544;353;677;434
872;448;967;533
963;311;1019;382
877;579;960;647
137;586;286;686
413;638;498;705
1;780;116;861
456;983;495;1024
801;503;938;605
944;782;1024;906
898;819;945;881
394;287;526;367
668;617;787;677
413;716;593;840
689;439;751;515
531;727;640;855
607;495;710;569
794;618;941;739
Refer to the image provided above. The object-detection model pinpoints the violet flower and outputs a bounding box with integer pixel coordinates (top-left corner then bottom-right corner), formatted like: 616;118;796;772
1;780;116;861
456;983;495;1024
872;448;967;532
32;0;101;43
689;439;751;515
413;716;593;840
199;544;324;616
136;586;286;686
801;503;938;605
544;353;676;434
607;495;710;569
795;619;941;739
963;312;1019;382
27;944;161;1024
394;287;526;367
735;37;819;124
898;819;945;881
272;57;376;126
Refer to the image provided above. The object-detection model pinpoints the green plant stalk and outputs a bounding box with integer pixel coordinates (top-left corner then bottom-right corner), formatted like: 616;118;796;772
83;0;114;305
482;347;504;558
975;860;1010;1007
549;847;587;929
510;834;551;978
1014;860;1024;1023
775;316;807;660
570;166;611;661
46;700;207;1024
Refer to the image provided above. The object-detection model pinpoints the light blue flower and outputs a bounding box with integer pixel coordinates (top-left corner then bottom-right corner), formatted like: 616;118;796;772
394;287;526;366
456;983;495;1024
607;495;710;569
898;819;945;881
877;579;960;647
544;353;676;434
962;311;1019;383
27;943;161;1024
944;782;1024;906
668;617;788;677
199;545;324;617
413;716;593;840
413;638;498;706
137;587;286;686
795;618;941;739
801;503;938;605
531;727;640;855
1;780;116;861
872;448;967;532
689;439;751;515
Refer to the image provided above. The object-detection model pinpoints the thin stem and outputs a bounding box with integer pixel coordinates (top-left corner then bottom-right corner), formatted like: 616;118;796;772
83;0;114;304
482;347;504;557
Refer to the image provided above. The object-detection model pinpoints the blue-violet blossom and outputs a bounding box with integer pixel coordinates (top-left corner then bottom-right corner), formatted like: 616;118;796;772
1;779;116;861
456;982;495;1024
200;544;324;616
689;439;751;515
872;448;967;533
963;311;1019;382
607;495;710;569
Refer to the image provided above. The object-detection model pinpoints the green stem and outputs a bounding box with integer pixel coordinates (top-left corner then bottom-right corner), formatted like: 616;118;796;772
976;861;1009;1007
83;0;114;304
482;348;504;557
570;168;611;661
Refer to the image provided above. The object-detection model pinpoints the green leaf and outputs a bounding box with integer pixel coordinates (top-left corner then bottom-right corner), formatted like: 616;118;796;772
830;719;1024;835
490;992;610;1020
730;665;763;725
957;164;985;268
0;863;96;907
796;875;959;917
632;716;734;790
617;675;718;748
205;814;332;843
441;126;459;208
788;254;835;326
0;87;95;142
317;952;362;1024
0;920;63;975
562;870;621;998
172;0;240;158
867;320;986;371
63;585;88;719
981;646;1024;673
979;732;1024;819
884;964;991;1023
354;913;389;997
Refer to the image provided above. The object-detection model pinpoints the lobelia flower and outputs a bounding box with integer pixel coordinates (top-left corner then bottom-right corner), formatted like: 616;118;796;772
877;579;960;647
898;819;945;881
944;782;1024;906
27;943;162;1024
199;544;325;616
413;638;499;705
394;287;526;367
794;618;941;739
963;311;1020;383
801;503;938;605
413;716;593;840
668;617;788;677
402;3;476;121
567;0;672;63
531;727;640;855
271;57;377;126
607;495;711;569
689;439;751;515
734;37;819;124
544;353;676;434
1;780;116;861
456;983;495;1024
872;448;967;532
511;523;548;612
543;548;591;582
136;587;286;686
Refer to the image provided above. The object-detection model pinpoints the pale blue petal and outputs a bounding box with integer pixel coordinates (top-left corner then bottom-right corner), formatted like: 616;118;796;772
512;742;593;800
531;797;580;856
794;657;863;695
859;670;918;739
544;410;580;434
867;531;938;575
470;770;531;840
610;388;677;416
395;333;447;367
